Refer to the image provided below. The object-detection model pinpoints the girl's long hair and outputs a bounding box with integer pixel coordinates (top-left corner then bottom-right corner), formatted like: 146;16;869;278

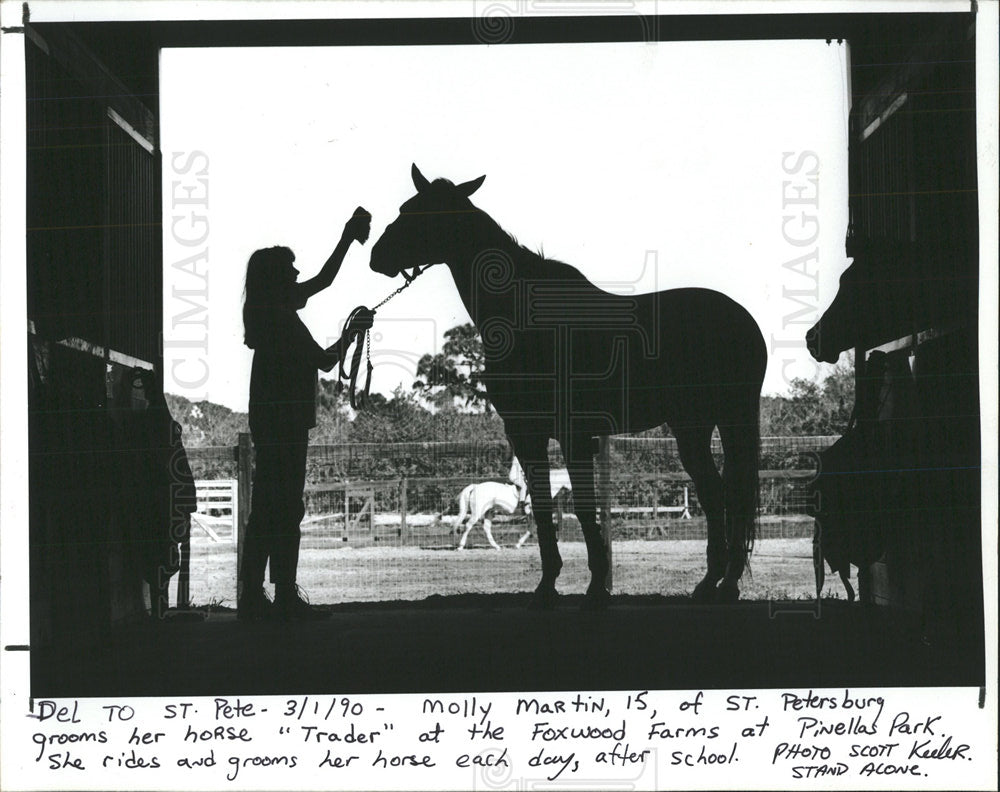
242;246;295;349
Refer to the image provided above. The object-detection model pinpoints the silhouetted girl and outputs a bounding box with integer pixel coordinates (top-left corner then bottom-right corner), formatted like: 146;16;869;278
240;208;371;620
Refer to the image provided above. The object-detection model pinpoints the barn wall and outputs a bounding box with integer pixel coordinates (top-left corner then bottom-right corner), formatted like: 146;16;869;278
26;25;163;651
847;15;981;635
22;12;983;654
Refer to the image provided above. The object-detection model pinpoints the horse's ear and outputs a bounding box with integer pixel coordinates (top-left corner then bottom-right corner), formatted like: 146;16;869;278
457;174;486;197
412;164;431;192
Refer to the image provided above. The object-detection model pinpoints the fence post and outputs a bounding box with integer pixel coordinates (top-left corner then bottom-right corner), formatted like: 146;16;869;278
597;435;613;591
236;433;252;598
399;478;408;539
177;533;191;609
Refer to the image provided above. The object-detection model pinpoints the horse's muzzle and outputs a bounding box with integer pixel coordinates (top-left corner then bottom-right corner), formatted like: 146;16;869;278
369;243;396;277
806;324;840;364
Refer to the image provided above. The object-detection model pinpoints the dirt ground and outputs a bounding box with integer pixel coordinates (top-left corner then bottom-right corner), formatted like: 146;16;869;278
32;522;976;698
33;587;982;699
183;534;835;608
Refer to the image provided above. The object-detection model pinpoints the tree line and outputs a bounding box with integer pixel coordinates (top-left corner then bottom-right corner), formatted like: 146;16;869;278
168;322;853;481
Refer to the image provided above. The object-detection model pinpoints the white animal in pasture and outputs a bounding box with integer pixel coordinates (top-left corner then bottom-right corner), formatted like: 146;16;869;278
508;456;573;515
454;481;528;550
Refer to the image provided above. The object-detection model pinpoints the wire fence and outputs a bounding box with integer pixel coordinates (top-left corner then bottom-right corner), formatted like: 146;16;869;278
187;436;835;549
180;436;836;605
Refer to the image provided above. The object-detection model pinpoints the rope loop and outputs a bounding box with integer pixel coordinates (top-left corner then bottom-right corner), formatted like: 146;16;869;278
335;266;427;409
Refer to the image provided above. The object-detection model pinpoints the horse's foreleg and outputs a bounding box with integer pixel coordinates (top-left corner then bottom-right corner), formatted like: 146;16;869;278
511;434;561;607
676;426;726;602
529;484;561;597
456;499;473;549
839;570;856;603
564;435;609;609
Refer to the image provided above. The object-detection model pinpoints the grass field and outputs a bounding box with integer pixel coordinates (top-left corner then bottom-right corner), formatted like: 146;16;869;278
181;516;841;608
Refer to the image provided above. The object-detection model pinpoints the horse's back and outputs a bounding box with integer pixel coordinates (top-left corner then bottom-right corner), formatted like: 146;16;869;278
468;482;518;514
481;278;766;434
569;287;766;429
556;284;764;367
652;287;766;382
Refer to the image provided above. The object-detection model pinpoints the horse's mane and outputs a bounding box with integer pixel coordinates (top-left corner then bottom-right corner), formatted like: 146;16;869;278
427;177;591;285
481;211;593;286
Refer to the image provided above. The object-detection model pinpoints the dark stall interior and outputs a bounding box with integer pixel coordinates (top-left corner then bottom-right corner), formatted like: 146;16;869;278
842;14;982;639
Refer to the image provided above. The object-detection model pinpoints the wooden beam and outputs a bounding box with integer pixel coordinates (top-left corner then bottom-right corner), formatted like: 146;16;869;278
597;435;613;592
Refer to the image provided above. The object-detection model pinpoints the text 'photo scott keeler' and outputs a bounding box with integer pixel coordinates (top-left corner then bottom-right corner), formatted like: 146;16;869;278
0;0;996;790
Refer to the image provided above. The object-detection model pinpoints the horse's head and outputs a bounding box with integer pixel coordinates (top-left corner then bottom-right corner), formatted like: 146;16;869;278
370;164;486;280
808;235;935;363
806;261;862;364
807;234;893;364
508;456;528;502
508;456;524;485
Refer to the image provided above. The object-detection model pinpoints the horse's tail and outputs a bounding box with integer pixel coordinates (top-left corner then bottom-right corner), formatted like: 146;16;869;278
744;403;761;557
454;484;474;526
720;390;761;568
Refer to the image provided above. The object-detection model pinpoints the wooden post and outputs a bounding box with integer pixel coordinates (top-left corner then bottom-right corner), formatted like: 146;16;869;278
236;433;252;598
597;435;613;591
176;530;191;609
399;478;408;539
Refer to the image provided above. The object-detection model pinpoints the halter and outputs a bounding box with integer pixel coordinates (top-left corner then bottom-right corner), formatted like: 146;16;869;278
334;265;428;408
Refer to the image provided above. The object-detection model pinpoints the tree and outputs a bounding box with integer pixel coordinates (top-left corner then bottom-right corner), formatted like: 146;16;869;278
349;387;435;444
413;323;492;411
760;354;855;437
164;393;249;448
312;377;352;443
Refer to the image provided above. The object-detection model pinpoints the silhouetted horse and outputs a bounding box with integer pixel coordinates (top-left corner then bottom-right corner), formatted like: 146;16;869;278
371;166;767;607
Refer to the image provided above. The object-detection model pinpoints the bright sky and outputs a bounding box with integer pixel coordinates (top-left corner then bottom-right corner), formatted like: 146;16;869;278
160;40;850;412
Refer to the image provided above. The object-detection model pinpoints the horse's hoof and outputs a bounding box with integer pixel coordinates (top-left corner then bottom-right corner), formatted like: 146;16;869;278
582;586;611;611
529;586;559;610
715;583;740;603
691;579;717;603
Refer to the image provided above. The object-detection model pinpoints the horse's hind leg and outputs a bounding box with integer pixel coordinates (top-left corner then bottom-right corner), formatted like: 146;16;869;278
455;488;471;549
675;426;726;602
457;518;473;550
716;403;761;602
482;515;502;550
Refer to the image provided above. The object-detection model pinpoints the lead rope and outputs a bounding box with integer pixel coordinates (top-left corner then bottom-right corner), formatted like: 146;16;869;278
335;266;426;409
